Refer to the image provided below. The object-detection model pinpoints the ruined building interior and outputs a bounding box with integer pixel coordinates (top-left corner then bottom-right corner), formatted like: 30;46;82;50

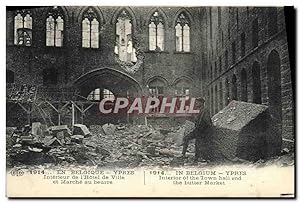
6;6;294;163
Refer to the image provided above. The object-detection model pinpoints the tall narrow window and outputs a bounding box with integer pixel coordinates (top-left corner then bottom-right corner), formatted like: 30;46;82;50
268;8;278;37
232;41;236;64
236;8;239;29
219;81;223;110
174;79;191;112
149;11;164;51
175;12;190;52
115;10;137;63
225;50;228;69
252;18;258;48
232;74;237;100
218;7;221;26
214;85;218;114
209;8;212;40
219;56;222;73
14;10;32;46
252;62;262;104
225;78;230;105
202;54;206;80
241;69;248;102
210;87;214;115
82;7;100;48
228;25;230;40
214;62;217;77
241;32;245;57
221;31;224;48
46;6;64;47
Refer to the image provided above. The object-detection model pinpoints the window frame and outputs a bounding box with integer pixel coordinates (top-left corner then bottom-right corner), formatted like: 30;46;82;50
114;9;137;63
174;12;191;53
45;6;65;48
148;10;165;52
81;7;100;49
13;10;33;47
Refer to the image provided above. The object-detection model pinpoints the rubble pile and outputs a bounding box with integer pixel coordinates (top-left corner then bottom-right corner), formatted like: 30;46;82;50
6;121;196;168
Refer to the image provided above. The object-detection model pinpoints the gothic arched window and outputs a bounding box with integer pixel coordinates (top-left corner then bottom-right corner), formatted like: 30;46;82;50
149;11;164;51
14;10;32;46
46;6;64;47
175;12;190;52
82;7;100;48
114;9;137;63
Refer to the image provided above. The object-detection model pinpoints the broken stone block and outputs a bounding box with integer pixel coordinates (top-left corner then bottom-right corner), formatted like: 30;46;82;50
20;136;34;145
31;122;42;137
159;128;172;135
174;127;185;146
281;148;290;155
44;137;63;147
73;124;90;137
149;131;164;140
13;144;22;148
49;125;72;137
212;100;282;161
102;123;116;135
158;148;175;157
95;147;110;157
116;125;125;130
6;127;16;136
136;151;148;159
70;135;84;144
146;145;156;155
28;146;43;153
141;138;149;146
85;141;97;149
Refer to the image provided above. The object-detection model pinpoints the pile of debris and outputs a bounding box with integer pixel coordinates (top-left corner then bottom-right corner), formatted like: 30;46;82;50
6;121;196;168
7;122;95;166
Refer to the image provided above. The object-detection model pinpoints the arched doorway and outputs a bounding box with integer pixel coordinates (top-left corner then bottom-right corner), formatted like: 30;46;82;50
73;68;142;124
267;50;282;133
74;68;142;98
252;61;262;104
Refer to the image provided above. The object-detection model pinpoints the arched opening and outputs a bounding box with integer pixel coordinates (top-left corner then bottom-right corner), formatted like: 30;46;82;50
81;7;100;48
267;50;282;133
241;68;248;102
114;9;137;63
147;77;167;113
231;74;237;100
175;11;191;52
75;68;141;98
252;62;262;104
174;78;192;112
74;68;142;124
148;10;165;51
7;70;15;84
